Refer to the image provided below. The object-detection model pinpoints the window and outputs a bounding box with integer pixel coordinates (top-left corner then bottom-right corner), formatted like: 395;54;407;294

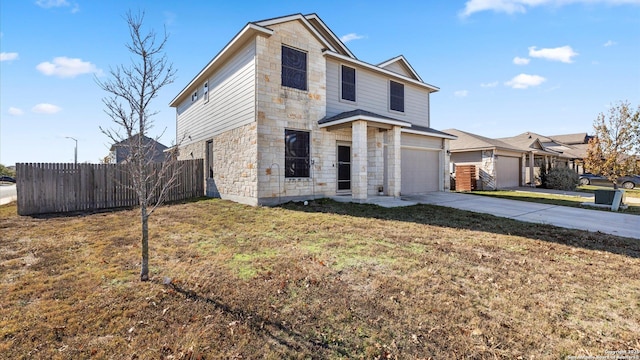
203;81;209;103
389;80;404;112
341;65;356;102
281;45;307;91
284;130;310;178
206;140;214;178
191;90;197;102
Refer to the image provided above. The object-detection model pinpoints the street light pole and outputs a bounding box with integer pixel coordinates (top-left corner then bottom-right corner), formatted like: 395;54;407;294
65;137;78;165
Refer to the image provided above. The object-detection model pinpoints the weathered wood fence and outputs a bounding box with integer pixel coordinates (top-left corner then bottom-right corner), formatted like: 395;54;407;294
16;159;203;215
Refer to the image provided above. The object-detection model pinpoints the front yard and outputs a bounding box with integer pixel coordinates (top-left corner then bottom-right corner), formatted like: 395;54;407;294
1;199;639;358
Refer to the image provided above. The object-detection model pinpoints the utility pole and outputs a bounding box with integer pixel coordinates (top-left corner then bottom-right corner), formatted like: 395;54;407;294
65;137;78;165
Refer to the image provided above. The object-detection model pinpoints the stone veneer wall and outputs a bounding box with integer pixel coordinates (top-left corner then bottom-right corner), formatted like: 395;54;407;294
213;122;258;205
367;128;384;195
176;122;258;205
254;20;330;205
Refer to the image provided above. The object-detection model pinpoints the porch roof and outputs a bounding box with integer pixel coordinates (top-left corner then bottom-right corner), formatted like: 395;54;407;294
319;109;457;139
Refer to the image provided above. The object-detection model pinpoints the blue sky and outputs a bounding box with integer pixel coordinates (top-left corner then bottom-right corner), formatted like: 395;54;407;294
1;0;639;165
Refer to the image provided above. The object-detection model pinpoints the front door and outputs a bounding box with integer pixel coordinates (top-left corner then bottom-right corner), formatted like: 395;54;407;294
337;145;351;192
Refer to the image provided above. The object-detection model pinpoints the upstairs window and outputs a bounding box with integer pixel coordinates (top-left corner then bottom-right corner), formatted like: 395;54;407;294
389;80;404;112
284;129;310;178
341;65;356;102
282;45;307;91
203;81;209;103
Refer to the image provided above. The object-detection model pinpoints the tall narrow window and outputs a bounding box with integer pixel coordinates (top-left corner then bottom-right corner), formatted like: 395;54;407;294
390;80;404;112
203;81;209;103
281;45;307;91
206;140;214;178
284;129;310;178
341;65;356;102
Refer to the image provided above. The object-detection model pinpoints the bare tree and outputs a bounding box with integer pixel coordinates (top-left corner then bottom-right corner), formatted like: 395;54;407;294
97;10;178;281
585;101;640;188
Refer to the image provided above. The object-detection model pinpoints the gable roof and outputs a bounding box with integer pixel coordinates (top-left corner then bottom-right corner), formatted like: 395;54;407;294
169;22;274;107
548;132;589;145
497;132;568;157
170;13;439;107
443;129;523;153
110;134;168;151
377;55;423;82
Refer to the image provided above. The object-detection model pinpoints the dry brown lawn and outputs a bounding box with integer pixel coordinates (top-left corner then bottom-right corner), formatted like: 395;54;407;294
1;198;639;359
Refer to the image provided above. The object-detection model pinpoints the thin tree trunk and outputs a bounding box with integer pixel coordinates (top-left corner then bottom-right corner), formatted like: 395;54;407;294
140;203;149;281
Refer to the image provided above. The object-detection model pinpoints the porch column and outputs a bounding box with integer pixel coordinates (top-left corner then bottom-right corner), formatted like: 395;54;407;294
521;153;527;187
386;125;401;197
528;152;535;187
351;120;368;201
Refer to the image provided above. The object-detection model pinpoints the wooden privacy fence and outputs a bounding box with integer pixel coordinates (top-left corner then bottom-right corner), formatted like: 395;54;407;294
16;159;203;216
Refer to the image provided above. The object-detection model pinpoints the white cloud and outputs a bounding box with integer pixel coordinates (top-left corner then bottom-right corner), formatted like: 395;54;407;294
460;0;640;17
32;103;62;114
603;40;616;47
1;52;19;61
513;56;530;65
36;57;102;78
481;81;499;88
505;73;546;89
340;33;365;43
36;0;69;8
8;107;24;116
528;45;578;63
454;90;469;97
36;0;79;13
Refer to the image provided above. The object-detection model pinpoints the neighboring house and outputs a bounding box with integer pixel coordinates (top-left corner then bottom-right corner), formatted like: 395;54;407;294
444;129;527;190
546;132;592;174
170;13;455;206
109;134;169;164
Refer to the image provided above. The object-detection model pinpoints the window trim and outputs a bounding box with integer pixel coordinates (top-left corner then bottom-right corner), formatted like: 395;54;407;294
389;80;405;113
284;129;311;178
281;45;308;91
340;65;356;103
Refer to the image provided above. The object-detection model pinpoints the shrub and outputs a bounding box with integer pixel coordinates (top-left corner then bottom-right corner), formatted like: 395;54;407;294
544;167;580;191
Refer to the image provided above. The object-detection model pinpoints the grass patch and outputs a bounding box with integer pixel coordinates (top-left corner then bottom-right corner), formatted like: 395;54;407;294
1;199;639;358
469;190;640;215
578;184;640;197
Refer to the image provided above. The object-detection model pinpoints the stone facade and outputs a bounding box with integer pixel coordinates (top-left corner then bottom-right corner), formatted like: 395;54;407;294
255;20;329;205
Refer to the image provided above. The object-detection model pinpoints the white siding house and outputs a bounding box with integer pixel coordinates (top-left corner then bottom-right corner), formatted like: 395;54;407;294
170;13;455;206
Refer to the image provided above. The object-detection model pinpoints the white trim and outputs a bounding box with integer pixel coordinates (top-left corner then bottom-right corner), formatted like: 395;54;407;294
377;55;423;82
256;14;337;54
324;51;439;92
401;128;457;140
170;24;273;107
304;14;356;59
319;116;411;129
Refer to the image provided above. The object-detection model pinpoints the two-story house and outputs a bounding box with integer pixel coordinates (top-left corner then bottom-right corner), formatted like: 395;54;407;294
170;13;455;206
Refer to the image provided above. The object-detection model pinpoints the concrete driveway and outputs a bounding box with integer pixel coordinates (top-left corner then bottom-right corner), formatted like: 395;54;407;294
0;184;17;205
403;192;640;240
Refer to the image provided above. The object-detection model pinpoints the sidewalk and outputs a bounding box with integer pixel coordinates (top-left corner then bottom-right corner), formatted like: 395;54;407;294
403;192;640;240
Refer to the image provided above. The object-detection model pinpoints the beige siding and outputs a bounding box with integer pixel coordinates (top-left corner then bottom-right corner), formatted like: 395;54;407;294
401;133;441;149
380;61;413;78
177;39;256;147
326;59;430;128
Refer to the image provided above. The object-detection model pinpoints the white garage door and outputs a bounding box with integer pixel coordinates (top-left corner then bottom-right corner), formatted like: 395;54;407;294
401;148;440;194
496;156;520;189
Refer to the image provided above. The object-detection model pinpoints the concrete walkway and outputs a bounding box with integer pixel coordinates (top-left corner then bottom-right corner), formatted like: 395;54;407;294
331;192;640;239
404;192;640;240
